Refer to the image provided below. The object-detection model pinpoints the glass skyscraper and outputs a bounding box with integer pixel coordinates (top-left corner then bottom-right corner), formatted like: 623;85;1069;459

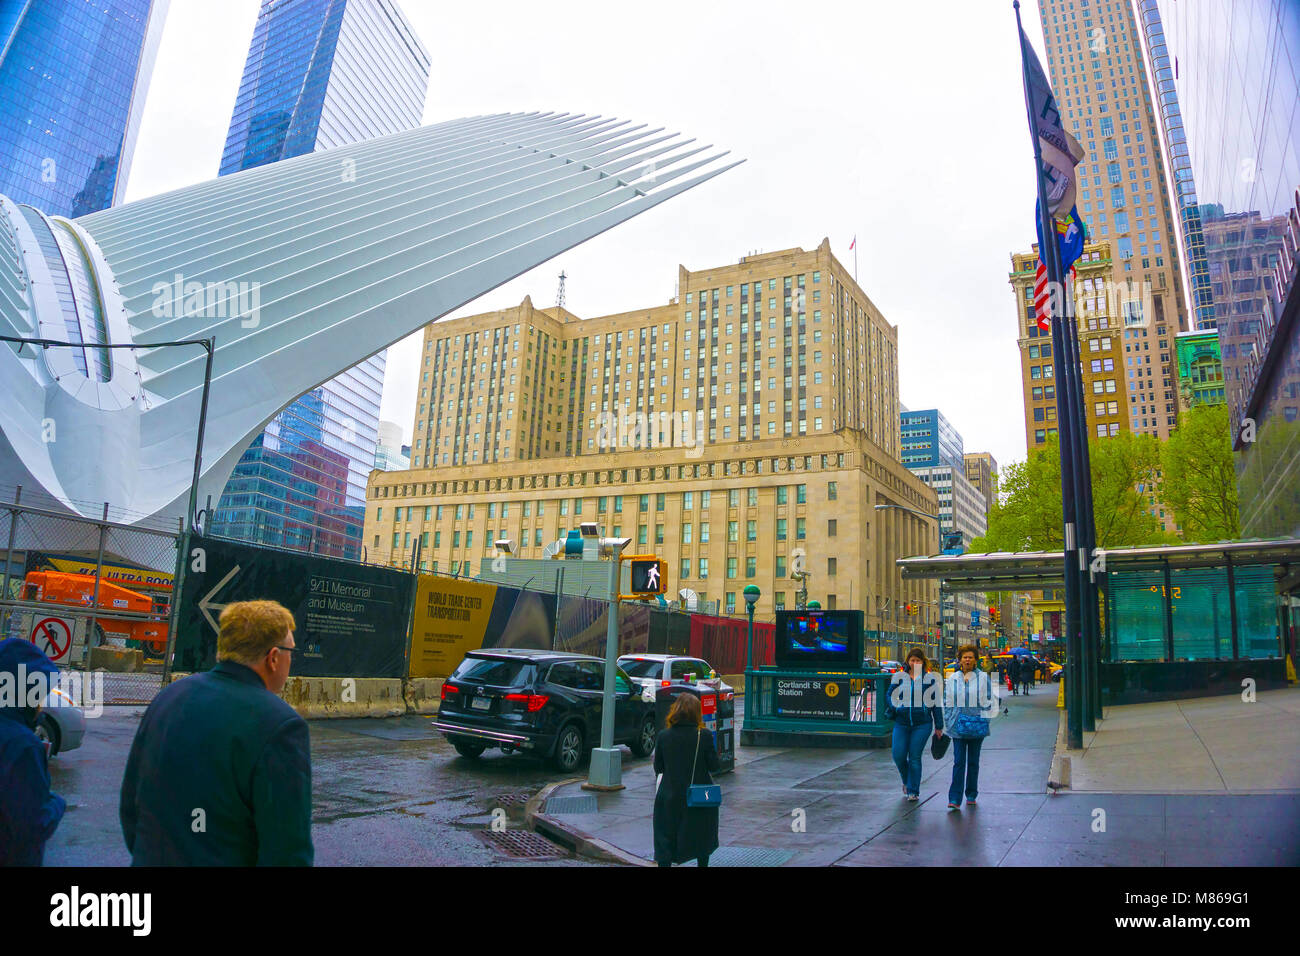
0;0;169;217
209;0;430;560
899;408;964;470
1153;0;1299;539
1135;0;1217;332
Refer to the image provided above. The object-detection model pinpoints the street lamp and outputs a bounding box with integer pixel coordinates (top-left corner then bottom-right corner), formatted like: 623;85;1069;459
743;585;760;672
585;528;631;791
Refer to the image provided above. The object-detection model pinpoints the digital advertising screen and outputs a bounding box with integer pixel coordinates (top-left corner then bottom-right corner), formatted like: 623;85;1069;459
773;609;863;668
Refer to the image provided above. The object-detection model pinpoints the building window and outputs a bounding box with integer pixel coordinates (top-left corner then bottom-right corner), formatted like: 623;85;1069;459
827;557;837;576
828;519;837;537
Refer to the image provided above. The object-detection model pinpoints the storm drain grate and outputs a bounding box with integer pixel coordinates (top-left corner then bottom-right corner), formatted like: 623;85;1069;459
683;846;795;867
481;829;567;860
494;792;531;809
545;795;598;815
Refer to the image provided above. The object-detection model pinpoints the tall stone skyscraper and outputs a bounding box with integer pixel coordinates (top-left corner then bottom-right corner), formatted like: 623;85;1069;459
209;0;430;560
1033;0;1190;441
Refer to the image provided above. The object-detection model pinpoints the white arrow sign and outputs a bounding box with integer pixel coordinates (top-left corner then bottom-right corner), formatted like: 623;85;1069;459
199;565;241;636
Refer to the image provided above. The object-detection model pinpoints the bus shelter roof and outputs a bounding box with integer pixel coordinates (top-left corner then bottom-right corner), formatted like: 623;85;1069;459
896;538;1300;593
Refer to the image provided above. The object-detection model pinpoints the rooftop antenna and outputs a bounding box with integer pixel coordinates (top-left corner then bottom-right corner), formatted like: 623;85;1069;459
555;270;567;311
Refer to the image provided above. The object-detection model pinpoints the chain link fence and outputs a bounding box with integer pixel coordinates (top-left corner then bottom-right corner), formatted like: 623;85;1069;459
0;487;183;705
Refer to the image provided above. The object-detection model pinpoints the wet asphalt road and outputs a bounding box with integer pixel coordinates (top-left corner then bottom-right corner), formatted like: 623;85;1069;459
44;706;658;866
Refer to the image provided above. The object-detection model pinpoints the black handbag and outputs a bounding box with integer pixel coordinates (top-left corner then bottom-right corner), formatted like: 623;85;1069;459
931;731;951;759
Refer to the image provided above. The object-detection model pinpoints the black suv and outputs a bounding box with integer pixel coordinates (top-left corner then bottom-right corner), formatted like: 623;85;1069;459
434;648;658;772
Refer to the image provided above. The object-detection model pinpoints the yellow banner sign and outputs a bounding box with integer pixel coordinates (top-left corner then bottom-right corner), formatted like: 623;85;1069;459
408;576;498;679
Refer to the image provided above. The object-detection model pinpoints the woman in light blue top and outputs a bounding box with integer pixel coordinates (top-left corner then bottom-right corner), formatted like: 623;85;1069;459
943;644;998;809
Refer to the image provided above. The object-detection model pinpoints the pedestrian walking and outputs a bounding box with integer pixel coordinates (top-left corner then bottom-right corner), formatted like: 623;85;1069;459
884;648;944;801
1017;655;1033;695
0;639;67;865
652;692;720;867
120;600;313;865
944;644;997;810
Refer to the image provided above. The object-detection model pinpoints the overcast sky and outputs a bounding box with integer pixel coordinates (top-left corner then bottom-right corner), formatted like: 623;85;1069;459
124;0;1055;473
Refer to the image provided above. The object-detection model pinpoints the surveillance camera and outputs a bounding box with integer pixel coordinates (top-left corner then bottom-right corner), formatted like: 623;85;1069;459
578;522;599;538
494;539;515;554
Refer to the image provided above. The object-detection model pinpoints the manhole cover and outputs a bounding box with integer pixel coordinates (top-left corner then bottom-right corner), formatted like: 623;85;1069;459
545;795;598;815
682;846;794;867
481;829;567;860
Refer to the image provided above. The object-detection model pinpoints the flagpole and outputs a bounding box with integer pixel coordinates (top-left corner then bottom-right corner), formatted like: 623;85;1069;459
1014;0;1084;749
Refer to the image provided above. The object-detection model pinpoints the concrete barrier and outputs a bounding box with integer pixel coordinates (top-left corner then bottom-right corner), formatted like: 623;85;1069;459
279;677;405;719
88;646;144;673
404;677;444;714
165;672;437;719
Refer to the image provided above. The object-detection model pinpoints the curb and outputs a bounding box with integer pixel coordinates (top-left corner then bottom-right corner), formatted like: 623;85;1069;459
525;779;653;868
1047;710;1071;792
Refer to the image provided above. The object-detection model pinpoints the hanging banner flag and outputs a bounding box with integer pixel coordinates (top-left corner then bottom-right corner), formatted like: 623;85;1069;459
1020;26;1087;217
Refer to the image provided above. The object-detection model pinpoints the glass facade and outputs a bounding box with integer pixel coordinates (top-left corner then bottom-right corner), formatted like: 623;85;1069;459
1156;0;1300;539
1136;0;1216;331
0;0;167;217
210;0;430;560
899;408;964;469
1108;566;1281;661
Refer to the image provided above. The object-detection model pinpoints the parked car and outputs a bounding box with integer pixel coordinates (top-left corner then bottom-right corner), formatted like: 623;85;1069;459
616;654;735;701
34;686;86;756
434;648;657;772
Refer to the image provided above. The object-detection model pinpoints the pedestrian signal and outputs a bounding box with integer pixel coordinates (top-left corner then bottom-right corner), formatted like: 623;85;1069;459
629;558;667;595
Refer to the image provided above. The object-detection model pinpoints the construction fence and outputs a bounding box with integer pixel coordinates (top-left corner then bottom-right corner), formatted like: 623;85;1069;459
0;488;183;705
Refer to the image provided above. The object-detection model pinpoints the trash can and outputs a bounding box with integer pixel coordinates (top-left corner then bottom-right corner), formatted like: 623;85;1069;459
654;683;735;774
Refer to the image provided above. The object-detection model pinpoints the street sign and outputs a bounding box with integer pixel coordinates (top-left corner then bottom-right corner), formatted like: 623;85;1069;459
31;617;72;661
628;558;667;595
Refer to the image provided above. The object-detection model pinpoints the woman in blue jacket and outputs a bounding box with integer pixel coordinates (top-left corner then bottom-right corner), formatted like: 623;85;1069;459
884;647;943;801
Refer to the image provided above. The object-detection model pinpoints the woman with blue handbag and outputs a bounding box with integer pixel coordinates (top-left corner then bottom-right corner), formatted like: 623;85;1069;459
943;644;997;810
652;692;720;867
884;647;943;802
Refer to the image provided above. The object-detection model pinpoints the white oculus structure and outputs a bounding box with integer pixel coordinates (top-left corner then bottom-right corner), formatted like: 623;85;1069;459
0;112;740;529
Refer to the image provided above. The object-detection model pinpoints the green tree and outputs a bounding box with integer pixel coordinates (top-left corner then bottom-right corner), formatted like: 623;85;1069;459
973;432;1173;553
1159;403;1240;541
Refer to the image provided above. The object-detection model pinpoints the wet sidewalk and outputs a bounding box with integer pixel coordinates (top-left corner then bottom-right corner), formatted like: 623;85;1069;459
529;684;1300;866
1065;686;1300;793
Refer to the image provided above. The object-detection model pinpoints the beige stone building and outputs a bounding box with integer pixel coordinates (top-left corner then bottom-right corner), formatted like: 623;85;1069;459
962;452;998;515
367;240;938;632
1010;241;1132;448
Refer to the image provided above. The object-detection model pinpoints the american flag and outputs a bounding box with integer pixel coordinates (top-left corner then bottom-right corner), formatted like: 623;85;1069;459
1033;259;1051;332
1033;256;1077;332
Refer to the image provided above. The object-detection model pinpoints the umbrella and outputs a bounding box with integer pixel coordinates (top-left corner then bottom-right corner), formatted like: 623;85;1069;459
1008;646;1031;656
